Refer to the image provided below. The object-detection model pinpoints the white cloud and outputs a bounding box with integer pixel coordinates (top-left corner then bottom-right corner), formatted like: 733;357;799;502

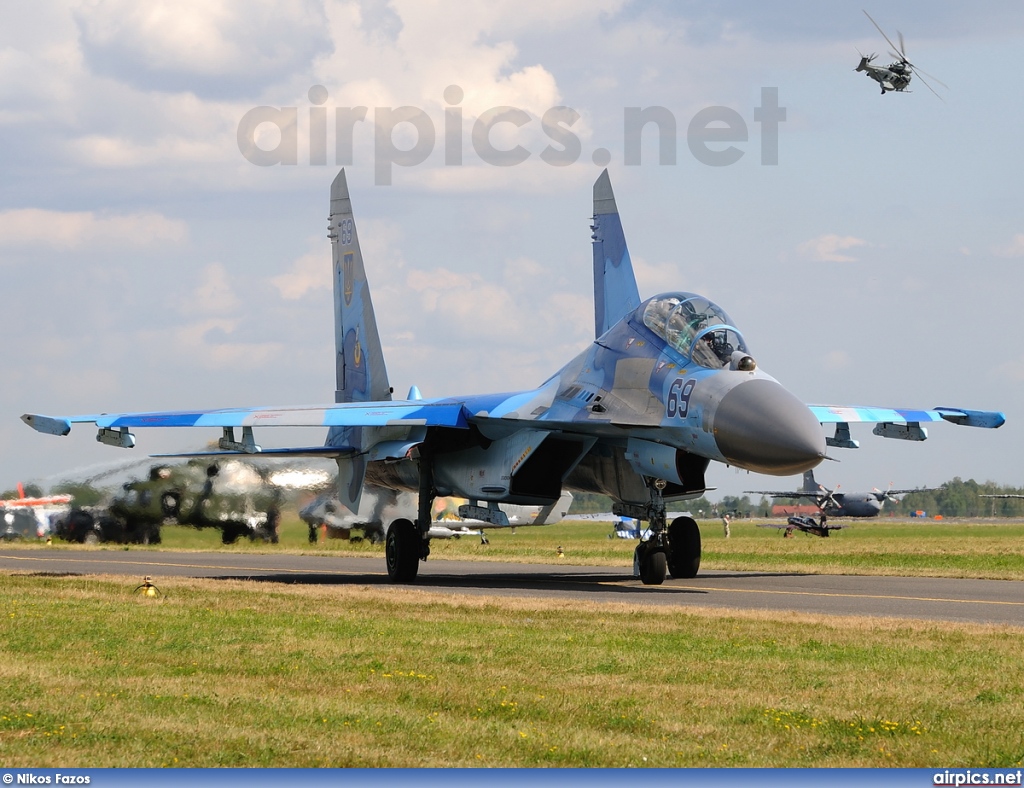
632;255;682;296
164;318;285;369
271;240;332;301
70;134;225;168
187;263;239;314
0;208;186;249
797;234;867;263
0;1;637;187
402;259;589;380
993;234;1024;258
74;0;331;97
271;219;407;301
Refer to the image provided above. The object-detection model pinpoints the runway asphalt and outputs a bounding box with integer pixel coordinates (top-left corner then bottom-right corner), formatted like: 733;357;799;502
1;547;1022;626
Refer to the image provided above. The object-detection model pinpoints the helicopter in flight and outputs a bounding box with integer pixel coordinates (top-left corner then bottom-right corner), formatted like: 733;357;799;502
856;10;947;99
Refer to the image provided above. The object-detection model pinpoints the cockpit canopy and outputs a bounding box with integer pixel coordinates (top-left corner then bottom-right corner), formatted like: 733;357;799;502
639;293;750;369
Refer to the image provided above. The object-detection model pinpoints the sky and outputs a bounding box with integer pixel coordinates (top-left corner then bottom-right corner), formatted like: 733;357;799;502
2;0;1023;501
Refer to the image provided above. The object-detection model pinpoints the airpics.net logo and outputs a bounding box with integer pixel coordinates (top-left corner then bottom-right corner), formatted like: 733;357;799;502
237;85;786;185
934;770;1024;786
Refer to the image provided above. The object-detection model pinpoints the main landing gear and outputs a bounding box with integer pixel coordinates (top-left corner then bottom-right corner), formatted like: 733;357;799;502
630;480;702;585
385;454;434;583
385;518;421;582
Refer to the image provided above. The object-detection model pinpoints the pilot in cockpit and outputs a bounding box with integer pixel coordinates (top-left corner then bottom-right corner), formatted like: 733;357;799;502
702;331;734;364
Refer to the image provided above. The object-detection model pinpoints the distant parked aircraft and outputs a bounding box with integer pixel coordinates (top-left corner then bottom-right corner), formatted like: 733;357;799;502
747;470;935;518
1;483;71;540
758;514;848;538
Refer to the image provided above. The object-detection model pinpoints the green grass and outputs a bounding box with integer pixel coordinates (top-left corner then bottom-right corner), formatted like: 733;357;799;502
1;574;1022;767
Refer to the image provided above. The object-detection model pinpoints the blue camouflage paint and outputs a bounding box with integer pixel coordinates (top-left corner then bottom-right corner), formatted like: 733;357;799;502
592;170;640;338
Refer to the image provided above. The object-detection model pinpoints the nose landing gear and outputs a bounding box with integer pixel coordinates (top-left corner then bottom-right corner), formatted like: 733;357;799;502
629;480;703;585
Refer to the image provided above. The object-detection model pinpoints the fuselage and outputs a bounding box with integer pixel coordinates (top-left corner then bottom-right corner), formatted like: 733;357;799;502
859;60;912;92
823;493;885;518
364;291;825;507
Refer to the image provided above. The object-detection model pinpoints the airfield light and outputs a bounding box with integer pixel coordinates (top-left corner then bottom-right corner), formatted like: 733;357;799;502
134;576;161;598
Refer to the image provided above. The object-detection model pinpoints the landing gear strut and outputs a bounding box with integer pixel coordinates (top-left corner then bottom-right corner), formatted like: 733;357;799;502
636;479;669;585
385;451;434;583
622;479;703;584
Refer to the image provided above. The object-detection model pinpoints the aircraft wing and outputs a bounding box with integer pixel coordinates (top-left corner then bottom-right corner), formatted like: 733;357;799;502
21;381;617;455
22;401;470;435
809;404;1003;446
21;400;471;458
809;405;1005;429
743;490;820;498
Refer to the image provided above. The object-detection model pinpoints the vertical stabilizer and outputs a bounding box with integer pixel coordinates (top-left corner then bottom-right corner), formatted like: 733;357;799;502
801;470;818;493
329;169;392;404
591;170;641;338
326;169;392;512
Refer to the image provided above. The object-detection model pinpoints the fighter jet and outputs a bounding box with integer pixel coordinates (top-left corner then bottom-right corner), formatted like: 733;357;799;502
22;170;1005;585
746;470;936;518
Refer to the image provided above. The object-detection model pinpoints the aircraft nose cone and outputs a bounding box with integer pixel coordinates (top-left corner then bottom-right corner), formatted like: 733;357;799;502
713;379;826;475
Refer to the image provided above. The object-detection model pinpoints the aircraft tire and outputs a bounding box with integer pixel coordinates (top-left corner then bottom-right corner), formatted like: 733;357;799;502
639;548;667;585
668;516;701;579
83;531;100;546
386;519;420;583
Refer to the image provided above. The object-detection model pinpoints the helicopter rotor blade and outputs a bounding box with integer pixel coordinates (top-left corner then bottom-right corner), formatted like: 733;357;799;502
912;69;946;101
912;64;949;90
897;30;907;60
863;10;905;64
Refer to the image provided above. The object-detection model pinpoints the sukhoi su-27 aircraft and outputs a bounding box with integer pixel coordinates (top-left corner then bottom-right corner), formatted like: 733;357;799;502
22;170;1005;585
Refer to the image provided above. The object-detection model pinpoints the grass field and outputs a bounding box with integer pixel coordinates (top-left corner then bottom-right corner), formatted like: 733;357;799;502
2;515;1022;767
1;574;1022;768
